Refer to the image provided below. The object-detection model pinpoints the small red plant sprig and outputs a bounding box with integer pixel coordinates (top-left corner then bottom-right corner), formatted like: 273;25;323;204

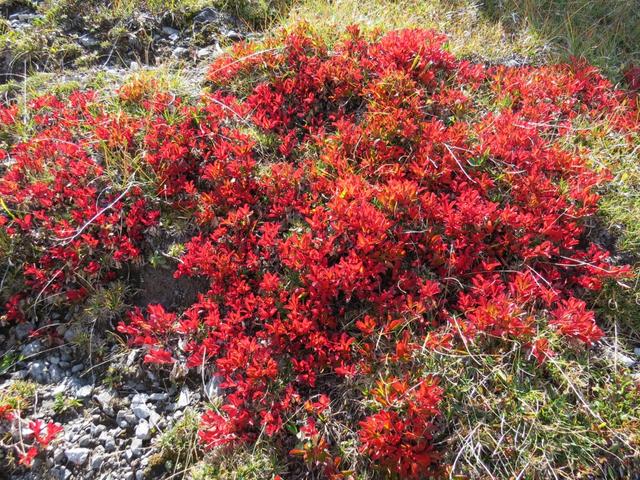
0;406;62;467
358;376;443;477
624;64;640;91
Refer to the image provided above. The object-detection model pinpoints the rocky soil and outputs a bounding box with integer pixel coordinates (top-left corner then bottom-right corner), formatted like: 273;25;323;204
2;321;207;480
0;0;256;82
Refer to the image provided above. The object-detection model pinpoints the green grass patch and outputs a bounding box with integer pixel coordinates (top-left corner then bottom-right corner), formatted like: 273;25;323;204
282;0;542;60
483;0;640;80
421;338;640;479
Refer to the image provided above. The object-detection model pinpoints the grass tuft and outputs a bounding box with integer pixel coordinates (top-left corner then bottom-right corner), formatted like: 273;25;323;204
421;338;640;479
282;0;542;60
483;0;640;80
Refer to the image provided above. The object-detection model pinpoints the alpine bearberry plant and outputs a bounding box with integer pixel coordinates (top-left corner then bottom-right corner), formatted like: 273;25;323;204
0;408;62;467
0;91;161;325
2;24;640;479
0;382;62;467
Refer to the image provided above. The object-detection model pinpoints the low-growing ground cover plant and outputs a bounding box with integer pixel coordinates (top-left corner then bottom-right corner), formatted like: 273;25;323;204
1;24;640;478
0;380;62;467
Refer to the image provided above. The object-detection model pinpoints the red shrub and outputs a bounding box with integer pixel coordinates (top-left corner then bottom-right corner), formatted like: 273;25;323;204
0;91;161;322
135;27;635;475
624;64;640;91
2;25;639;476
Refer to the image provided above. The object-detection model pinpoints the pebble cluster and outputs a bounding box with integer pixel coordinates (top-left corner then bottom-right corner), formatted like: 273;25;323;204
3;322;202;480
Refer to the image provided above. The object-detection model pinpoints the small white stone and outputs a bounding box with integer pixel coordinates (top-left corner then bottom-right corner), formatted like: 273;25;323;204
132;403;152;419
176;387;190;409
149;392;168;401
196;47;212;58
605;347;636;368
135;421;151;440
91;453;105;470
171;47;189;59
148;410;161;427
131;393;148;405
162;26;179;37
65;447;90;465
130;438;143;457
76;385;93;398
